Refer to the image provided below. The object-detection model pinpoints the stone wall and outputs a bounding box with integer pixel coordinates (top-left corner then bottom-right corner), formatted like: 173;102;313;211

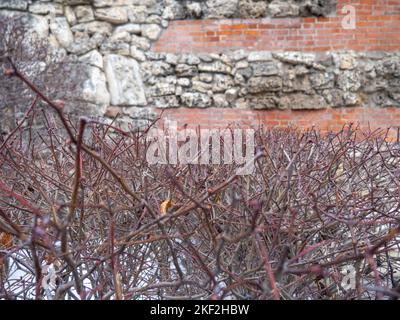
154;13;400;53
139;51;400;111
155;0;337;19
0;0;399;132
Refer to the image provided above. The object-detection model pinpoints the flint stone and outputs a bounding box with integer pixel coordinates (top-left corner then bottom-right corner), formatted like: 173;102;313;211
93;0;132;7
65;6;77;25
279;94;327;109
248;76;282;93
248;95;278;109
268;1;299;17
205;0;239;18
339;54;357;70
127;5;148;23
283;75;312;93
100;40;130;55
198;73;214;83
26;14;49;38
273;52;316;66
29;2;63;15
179;54;201;65
0;0;27;10
79;50;103;69
81;66;110;110
50;18;74;48
337;70;361;92
71;21;113;35
131;35;151;50
114;24;141;34
192;80;213;93
130;46;146;62
67;36;99;55
228;49;247;62
154;95;180;108
213;94;229;108
186;2;202;18
213;74;234;92
163;0;186;20
238;0;268;18
176;64;198;77
104;54;147;106
143;61;174;76
110;31;131;43
75;5;95;23
141;24;162;40
252;61;280;76
310;72;335;89
343;92;360;106
166;53;178;65
322;89;344;107
198;61;231;74
248;52;273;62
146;52;166;61
95;7;129;24
225;88;238;102
177;78;191;87
181;92;212;108
148;83;176;97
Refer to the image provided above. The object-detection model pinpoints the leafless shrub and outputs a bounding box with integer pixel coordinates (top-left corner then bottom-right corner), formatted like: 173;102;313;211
0;15;85;134
0;28;400;300
1;111;400;299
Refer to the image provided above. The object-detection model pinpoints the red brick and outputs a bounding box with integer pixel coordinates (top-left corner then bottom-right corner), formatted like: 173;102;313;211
157;107;400;141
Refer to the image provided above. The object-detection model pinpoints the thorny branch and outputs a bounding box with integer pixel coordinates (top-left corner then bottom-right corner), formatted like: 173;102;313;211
0;18;400;301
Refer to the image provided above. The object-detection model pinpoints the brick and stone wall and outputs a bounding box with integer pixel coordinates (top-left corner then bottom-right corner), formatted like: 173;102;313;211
0;0;399;136
154;8;400;53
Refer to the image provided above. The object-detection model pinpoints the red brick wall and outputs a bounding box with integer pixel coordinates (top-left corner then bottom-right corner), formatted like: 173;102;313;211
153;0;400;53
158;107;400;140
153;0;400;137
374;0;400;15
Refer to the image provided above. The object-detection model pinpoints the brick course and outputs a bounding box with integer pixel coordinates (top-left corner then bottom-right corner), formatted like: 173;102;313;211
158;106;400;140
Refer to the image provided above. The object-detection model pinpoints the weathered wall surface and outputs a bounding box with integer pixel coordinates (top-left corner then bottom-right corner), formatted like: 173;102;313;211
150;0;337;19
139;51;400;111
154;12;400;53
159;106;400;133
0;0;400;134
